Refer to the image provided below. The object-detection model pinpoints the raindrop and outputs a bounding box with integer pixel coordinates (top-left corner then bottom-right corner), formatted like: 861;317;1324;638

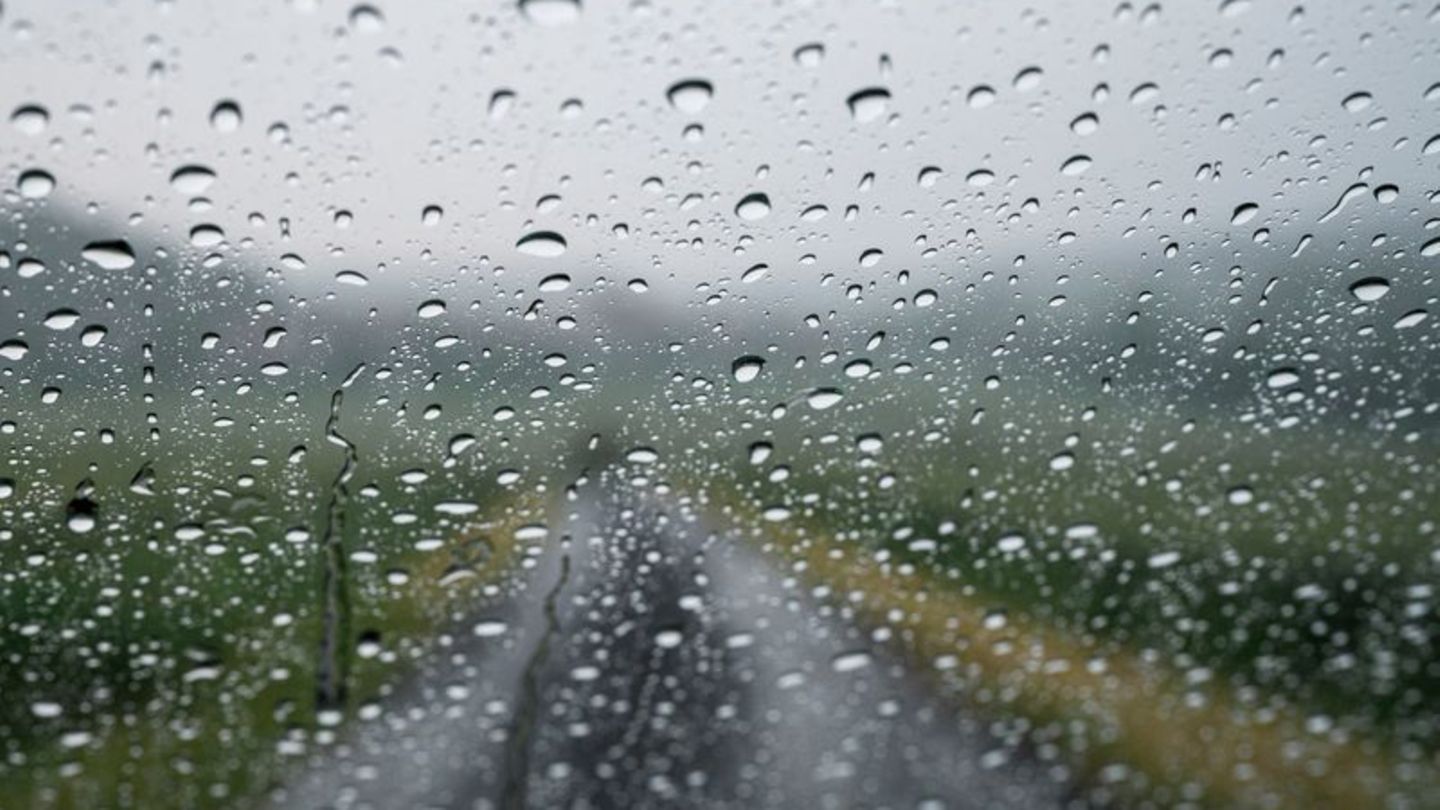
966;169;995;187
793;43;824;67
667;79;714;114
1394;309;1429;329
1012;66;1043;91
735;192;771;221
1070;113;1099;135
422;205;444;226
625;447;659;464
520;0;580;26
1341;91;1373;113
82;241;137;271
967;85;996;108
831;651;872;673
1348;277;1390;302
42;309;79;330
80;326;107;347
170;165;216;195
1231;203;1259;225
17;169;55;199
10;104;48;135
417;299;447;319
846;88;891;123
731;355;764;383
0;341;28;361
210;100;242;132
538;273;572;292
1266;368;1301;389
189;224;225;247
517;231;567;257
349;3;384;32
1060;155;1092;176
806;388;844;410
489;90;516;120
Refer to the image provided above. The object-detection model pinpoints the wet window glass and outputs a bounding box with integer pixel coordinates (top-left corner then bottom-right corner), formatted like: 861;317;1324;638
2;1;1438;807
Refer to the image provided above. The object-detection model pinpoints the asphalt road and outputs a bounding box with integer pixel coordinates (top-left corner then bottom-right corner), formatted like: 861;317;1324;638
272;481;1070;809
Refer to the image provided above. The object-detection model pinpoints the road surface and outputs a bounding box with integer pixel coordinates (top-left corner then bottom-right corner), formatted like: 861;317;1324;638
272;479;1070;809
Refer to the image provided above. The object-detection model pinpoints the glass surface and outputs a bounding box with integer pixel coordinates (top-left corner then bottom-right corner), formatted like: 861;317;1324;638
1;0;1437;807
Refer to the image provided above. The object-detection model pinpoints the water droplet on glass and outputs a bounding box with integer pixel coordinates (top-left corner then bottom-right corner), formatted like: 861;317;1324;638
82;240;137;271
349;3;384;32
1348;277;1390;302
1231;203;1259;226
793;43;824;67
1341;91;1373;113
517;231;567;257
538;273;572;292
169;165;216;195
667;79;714;114
735;192;771;221
1060;155;1092;176
17;169;54;199
210;100;242;132
731;355;764;383
1070;112;1099;135
42;309;79;330
10;104;48;135
806;388;844;410
519;0;580;26
967;85;996;108
846;88;891;123
1012;66;1043;92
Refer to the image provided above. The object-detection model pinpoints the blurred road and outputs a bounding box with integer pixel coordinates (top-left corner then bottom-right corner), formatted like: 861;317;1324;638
273;480;1068;809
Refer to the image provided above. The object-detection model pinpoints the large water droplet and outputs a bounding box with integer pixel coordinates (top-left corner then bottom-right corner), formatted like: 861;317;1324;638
1348;277;1390;302
1231;203;1259;225
735;192;771;221
82;240;137;270
170;165;216;195
846;88;891;123
731;355;764;383
1060;155;1092;176
520;0;580;26
18;169;55;199
806;388;844;410
667;79;714;114
10;104;49;135
517;231;567;257
210;100;242;132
